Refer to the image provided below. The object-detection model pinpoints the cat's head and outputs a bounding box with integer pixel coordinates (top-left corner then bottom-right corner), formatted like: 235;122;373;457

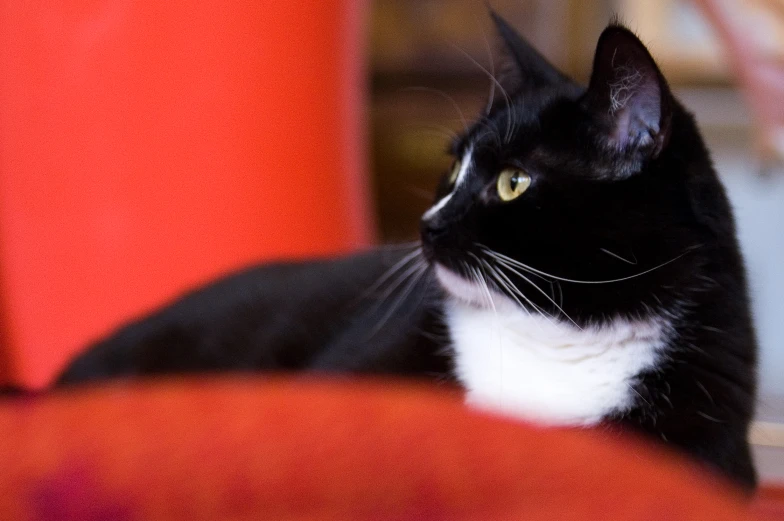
421;14;723;323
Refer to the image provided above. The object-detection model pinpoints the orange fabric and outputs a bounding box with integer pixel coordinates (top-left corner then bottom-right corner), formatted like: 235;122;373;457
0;378;766;520
757;486;784;520
0;1;372;388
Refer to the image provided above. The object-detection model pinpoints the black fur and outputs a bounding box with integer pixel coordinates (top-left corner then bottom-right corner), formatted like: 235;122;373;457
57;249;451;385
55;16;757;490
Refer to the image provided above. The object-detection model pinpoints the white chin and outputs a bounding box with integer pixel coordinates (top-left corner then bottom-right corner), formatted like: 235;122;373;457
434;264;504;309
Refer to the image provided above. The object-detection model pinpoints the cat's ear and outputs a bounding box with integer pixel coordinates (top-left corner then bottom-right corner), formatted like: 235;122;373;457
489;9;573;92
583;24;672;161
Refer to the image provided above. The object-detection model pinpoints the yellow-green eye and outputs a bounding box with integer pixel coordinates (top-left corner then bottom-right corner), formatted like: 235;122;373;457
448;159;462;186
497;168;531;202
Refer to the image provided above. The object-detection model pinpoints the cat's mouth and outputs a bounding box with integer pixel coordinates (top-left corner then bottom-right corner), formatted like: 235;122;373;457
434;263;506;309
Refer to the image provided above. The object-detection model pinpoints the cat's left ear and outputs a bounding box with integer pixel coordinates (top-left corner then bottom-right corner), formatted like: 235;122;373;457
489;9;574;92
583;25;673;163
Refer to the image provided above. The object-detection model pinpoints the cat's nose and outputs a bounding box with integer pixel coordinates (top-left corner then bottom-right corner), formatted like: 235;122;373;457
420;216;448;244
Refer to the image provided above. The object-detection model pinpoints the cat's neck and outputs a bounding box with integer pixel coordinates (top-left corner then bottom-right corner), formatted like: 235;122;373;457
445;297;671;426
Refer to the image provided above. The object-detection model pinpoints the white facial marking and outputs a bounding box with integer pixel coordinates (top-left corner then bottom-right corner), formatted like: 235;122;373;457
422;148;473;221
436;266;667;427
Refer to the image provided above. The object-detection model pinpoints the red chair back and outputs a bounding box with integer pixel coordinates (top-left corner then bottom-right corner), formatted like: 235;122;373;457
0;1;372;387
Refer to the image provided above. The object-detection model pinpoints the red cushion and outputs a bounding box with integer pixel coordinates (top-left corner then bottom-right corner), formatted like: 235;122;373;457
0;378;763;520
757;486;784;520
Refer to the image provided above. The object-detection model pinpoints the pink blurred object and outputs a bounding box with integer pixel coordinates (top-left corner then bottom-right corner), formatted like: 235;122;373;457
694;0;784;171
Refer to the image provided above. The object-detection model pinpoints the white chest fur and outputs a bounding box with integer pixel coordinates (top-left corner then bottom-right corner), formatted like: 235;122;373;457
446;299;668;426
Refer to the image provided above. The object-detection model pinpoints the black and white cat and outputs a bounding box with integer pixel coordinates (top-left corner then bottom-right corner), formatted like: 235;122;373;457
56;15;758;489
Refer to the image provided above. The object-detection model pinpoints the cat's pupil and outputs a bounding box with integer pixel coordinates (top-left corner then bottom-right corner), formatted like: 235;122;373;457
510;175;519;191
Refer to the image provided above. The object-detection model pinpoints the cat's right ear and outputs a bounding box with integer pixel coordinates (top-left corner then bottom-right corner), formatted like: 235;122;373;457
489;9;573;92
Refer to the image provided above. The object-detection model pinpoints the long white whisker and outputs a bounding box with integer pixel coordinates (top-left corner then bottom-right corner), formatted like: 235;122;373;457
481;248;552;283
476;259;498;312
480;30;497;115
368;260;428;337
449;44;515;143
484;262;556;325
481;245;695;285
467;252;495;311
405;122;462;143
400;86;469;134
494;261;583;331
350;246;422;312
379;258;427;303
361;247;423;301
483;264;529;314
600;247;638;265
470;253;504;398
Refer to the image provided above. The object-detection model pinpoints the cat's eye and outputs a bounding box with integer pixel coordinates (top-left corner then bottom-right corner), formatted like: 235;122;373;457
497;168;531;202
448;159;462;186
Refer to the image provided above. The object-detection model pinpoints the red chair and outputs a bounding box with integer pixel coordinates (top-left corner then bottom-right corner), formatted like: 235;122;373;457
0;1;373;388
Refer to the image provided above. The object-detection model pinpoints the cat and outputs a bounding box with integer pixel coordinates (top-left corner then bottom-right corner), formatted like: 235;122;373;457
55;13;758;490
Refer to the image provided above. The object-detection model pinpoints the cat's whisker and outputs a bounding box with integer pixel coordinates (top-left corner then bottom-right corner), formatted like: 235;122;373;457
600;247;638;265
480;244;697;285
480;30;497;115
481;249;552;284
467;253;497;313
367;259;430;337
360;246;423;303
400;86;469;134
484;261;556;325
469;253;505;398
470;265;492;310
404;122;462;143
493;260;583;331
351;249;426;318
486;255;583;324
483;264;529;315
490;268;557;335
377;257;428;304
449;43;516;143
628;385;653;409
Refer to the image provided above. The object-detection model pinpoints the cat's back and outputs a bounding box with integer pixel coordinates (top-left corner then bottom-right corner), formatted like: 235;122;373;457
56;247;446;386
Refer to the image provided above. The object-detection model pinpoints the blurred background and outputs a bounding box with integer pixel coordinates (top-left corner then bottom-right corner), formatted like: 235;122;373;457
0;0;782;476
